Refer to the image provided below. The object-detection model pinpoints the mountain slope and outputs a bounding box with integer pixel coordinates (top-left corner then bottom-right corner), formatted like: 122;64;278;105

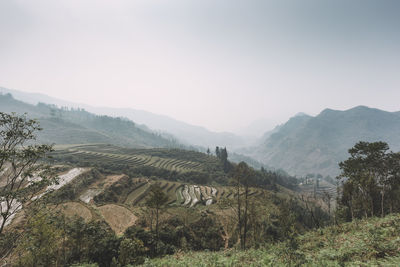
145;214;400;266
248;106;400;177
0;87;251;149
0;93;181;148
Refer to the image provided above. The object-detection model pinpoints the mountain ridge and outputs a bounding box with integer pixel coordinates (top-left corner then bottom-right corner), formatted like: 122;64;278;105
0;87;253;150
246;105;400;177
0;93;182;149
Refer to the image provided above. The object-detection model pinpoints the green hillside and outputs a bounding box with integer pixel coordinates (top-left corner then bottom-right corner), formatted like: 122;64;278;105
0;93;181;148
144;213;400;266
247;106;400;177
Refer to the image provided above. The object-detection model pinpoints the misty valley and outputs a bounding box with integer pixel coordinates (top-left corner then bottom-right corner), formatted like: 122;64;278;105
1;1;400;266
1;89;400;266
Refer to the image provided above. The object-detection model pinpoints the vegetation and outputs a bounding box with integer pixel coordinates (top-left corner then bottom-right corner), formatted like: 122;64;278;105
145;184;169;241
1;110;400;266
0;94;182;149
143;213;400;266
0;112;56;233
337;141;400;220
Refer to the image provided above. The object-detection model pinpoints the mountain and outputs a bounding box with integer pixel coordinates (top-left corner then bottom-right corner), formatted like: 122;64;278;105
0;87;251;150
0;93;181;148
246;106;400;177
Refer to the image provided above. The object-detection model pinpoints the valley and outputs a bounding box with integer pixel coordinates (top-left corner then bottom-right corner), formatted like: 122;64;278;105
1;1;399;265
0;91;399;267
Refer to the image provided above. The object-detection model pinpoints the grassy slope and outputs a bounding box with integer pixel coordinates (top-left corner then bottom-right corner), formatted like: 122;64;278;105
142;214;400;266
0;93;179;148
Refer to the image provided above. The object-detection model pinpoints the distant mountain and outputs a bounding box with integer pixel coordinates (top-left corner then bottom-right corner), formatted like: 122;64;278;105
0;87;251;150
245;106;400;177
0;93;182;148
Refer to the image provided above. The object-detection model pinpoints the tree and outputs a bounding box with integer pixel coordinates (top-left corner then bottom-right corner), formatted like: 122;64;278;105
220;147;229;172
215;146;220;158
145;184;169;240
15;210;62;267
118;238;145;266
382;152;400;214
233;162;254;250
215;146;230;173
337;141;400;219
0;112;56;234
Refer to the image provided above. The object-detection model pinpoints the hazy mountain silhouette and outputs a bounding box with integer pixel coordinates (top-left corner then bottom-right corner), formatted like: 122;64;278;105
246;106;400;177
0;87;251;150
0;93;182;148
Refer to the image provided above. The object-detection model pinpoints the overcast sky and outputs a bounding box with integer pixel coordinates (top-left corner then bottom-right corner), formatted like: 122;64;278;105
1;0;399;133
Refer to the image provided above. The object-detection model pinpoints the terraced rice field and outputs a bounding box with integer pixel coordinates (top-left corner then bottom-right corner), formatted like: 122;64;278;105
116;178;266;210
174;184;221;207
124;179;151;205
58;147;204;173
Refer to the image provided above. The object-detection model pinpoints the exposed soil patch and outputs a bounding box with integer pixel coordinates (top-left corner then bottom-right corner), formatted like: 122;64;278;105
98;204;137;235
59;202;92;222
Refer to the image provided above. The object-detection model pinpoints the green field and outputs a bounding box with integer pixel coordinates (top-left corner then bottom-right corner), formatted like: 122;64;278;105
52;144;208;173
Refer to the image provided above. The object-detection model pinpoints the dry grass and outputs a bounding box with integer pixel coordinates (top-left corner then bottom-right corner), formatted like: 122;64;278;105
98;204;137;235
100;174;126;188
59;202;92;222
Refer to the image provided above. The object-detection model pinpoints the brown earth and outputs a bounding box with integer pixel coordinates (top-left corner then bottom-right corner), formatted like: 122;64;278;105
58;202;93;222
98;204;137;235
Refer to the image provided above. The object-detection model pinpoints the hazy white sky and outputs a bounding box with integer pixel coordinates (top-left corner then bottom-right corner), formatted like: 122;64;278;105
1;0;399;132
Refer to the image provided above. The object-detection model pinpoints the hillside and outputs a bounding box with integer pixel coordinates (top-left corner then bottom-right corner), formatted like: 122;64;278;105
0;87;252;150
2;144;301;258
0;93;181;149
144;213;400;266
245;106;400;177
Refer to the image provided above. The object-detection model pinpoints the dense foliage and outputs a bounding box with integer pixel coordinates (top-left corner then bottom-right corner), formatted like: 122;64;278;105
143;214;400;266
337;141;400;221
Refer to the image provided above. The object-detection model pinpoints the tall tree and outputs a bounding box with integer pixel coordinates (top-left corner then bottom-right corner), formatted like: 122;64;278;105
215;146;220;158
382;152;400;215
145;184;169;240
233;162;254;250
337;141;400;219
15;210;62;267
0;112;56;234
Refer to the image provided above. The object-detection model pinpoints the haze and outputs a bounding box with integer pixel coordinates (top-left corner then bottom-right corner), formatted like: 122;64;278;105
1;0;399;134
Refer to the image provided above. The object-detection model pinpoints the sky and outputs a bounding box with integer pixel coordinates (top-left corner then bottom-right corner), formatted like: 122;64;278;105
1;0;399;133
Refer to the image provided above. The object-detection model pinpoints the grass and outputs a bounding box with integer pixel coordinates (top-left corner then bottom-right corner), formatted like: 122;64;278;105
125;182;151;206
57;202;93;222
124;180;148;204
141;214;400;266
97;204;137;235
